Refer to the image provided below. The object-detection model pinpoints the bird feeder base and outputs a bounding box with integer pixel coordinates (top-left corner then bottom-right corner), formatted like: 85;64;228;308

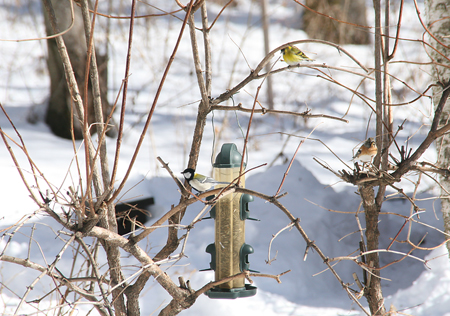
205;284;257;299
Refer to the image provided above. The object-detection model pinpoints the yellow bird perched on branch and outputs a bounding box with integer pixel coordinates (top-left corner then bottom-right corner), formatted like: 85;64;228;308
281;45;314;65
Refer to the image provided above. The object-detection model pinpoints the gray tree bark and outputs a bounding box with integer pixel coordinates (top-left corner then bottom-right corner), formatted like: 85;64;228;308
42;0;111;139
426;0;450;256
303;0;370;45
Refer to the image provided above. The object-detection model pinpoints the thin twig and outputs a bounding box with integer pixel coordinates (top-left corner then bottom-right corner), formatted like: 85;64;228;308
109;1;195;203
266;222;296;264
274;124;320;196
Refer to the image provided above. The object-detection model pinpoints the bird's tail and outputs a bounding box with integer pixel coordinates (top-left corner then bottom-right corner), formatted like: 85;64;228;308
216;181;231;185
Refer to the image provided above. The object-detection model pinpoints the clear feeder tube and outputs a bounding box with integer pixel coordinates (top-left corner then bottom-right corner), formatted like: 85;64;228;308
213;166;245;289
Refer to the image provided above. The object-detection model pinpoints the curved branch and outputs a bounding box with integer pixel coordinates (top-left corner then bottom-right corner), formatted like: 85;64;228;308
211;102;348;123
258;63;374;81
211;39;369;106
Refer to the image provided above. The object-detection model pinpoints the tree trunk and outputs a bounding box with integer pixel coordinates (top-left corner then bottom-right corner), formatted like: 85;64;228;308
42;0;111;139
426;0;450;256
303;0;370;45
360;185;386;315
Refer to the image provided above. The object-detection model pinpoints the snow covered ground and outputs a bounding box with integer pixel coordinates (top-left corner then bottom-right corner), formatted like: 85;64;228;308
1;0;449;315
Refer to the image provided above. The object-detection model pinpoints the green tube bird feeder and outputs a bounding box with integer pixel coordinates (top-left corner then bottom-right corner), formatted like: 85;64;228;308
204;143;257;299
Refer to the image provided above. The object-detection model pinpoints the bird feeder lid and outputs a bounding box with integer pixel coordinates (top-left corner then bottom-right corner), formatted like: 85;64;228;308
213;143;245;168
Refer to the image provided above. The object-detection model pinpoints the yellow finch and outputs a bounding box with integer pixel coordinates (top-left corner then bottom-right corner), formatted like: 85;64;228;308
281;45;314;65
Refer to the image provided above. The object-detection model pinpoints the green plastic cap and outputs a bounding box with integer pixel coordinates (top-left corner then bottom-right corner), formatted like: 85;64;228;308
205;284;257;299
213;143;245;168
